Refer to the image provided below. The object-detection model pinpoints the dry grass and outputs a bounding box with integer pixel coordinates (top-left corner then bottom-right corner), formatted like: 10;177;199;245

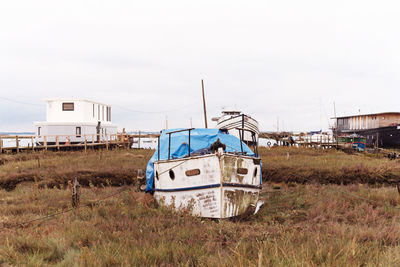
261;147;400;185
1;183;400;266
0;149;153;190
0;148;400;265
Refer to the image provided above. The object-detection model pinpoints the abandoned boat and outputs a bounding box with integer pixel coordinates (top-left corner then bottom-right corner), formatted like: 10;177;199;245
145;128;262;219
212;110;259;147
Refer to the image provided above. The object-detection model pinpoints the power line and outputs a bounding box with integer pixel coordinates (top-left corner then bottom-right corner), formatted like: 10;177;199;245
0;96;197;113
0;96;42;107
112;103;198;114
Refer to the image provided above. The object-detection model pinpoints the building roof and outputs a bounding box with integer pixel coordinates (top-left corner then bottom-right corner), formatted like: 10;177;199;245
333;112;400;119
42;98;111;106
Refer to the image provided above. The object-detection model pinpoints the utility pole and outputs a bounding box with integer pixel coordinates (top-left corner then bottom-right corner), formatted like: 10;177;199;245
201;79;208;128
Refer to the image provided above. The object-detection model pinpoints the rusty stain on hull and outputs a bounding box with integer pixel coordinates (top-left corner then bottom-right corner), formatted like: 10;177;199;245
154;153;261;218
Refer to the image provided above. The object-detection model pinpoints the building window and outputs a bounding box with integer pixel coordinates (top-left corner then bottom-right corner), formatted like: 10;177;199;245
38;127;41;136
62;102;74;111
76;127;81;138
106;107;111;121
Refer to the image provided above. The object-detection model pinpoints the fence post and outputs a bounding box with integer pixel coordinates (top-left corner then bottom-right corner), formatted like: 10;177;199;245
16;136;19;153
138;131;141;149
44;136;48;151
56;136;60;151
31;136;35;152
72;177;80;208
84;136;87;153
106;134;109;150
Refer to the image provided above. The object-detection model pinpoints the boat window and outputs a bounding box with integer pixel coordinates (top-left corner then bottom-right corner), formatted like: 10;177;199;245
156;171;159;180
62;102;74;111
253;167;258;178
169;170;175;180
38;127;41;136
185;169;200;176
237;168;248;175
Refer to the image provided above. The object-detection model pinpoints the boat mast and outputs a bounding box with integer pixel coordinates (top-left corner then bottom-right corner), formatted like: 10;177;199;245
201;79;208;128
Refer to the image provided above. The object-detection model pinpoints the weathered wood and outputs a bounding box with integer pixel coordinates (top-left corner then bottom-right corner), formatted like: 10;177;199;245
201;79;208;128
16;136;19;153
31;136;35;151
0;133;140;154
72;177;80;208
56;136;60;151
138;131;141;149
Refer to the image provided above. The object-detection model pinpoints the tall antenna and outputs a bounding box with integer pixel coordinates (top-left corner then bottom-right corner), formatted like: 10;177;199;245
277;116;279;132
201;79;208;128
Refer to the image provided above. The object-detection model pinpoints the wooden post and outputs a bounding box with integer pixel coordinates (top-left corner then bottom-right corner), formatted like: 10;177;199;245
44;136;47;151
201;79;208;128
106;134;109;150
72;177;80;208
138;131;141;149
56;136;60;151
31;136;35;152
16;136;19;153
84;136;87;153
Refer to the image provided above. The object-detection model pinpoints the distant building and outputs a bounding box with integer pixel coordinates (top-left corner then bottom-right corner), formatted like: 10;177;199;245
34;98;118;144
333;112;400;148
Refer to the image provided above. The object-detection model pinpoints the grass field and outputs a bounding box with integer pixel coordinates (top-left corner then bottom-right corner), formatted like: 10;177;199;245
1;147;400;266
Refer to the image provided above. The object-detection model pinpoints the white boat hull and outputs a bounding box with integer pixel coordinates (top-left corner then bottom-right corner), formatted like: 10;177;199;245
153;152;261;218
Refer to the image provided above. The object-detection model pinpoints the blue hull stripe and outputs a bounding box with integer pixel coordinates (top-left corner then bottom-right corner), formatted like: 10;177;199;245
154;183;261;192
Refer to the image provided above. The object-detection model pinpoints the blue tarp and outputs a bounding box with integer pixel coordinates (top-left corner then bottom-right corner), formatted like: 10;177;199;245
145;128;258;192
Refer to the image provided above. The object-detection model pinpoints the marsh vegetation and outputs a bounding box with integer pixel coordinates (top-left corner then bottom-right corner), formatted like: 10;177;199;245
1;147;400;266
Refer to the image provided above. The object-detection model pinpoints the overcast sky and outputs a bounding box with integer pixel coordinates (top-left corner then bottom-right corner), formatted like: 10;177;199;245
1;0;400;132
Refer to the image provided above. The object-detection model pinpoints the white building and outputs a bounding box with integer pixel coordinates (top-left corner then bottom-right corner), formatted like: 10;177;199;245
34;98;118;144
